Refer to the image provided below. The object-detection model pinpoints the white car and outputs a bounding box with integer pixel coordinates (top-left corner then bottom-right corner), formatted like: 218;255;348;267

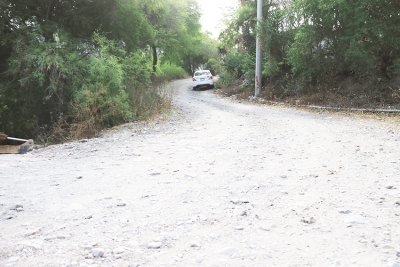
192;70;214;90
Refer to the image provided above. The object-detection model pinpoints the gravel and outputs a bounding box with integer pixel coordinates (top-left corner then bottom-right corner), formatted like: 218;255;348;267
1;79;400;266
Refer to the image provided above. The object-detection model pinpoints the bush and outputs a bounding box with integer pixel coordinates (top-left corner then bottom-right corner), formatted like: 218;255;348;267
225;52;255;80
0;25;82;138
71;83;132;137
65;35;132;138
158;63;187;80
215;70;236;89
0;28;174;142
205;58;222;75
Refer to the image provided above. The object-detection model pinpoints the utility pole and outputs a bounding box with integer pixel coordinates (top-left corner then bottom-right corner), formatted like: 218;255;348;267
255;0;262;96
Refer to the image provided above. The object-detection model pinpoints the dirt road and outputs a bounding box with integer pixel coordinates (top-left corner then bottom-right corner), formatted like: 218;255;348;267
1;79;400;267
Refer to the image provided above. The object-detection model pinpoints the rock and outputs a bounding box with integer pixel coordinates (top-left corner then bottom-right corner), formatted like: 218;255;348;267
386;185;395;189
260;225;272;231
18;140;33;154
57;234;67;239
153;236;165;242
190;241;201;247
345;215;368;224
396;251;400;257
43;236;57;241
230;199;239;204
129;263;140;267
20;239;43;249
301;217;316;224
92;248;105;258
2;215;14;221
147;242;162;249
13;245;23;252
199;215;208;221
339;210;352;214
9;204;23;210
234;226;244;230
113;247;124;254
185;173;197;179
117;203;126;207
84;242;98;249
24;228;41;236
85;214;93;219
16;207;23;212
230;199;249;204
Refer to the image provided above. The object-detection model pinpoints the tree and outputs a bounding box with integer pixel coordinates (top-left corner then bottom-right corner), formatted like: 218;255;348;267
288;0;400;78
141;0;184;74
218;0;400;97
0;0;209;139
179;0;203;74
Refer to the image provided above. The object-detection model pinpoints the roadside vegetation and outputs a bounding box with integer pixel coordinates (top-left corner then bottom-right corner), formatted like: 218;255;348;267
216;0;400;109
0;0;216;142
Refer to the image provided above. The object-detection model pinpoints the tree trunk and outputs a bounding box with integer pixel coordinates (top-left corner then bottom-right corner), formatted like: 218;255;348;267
152;45;158;74
187;55;193;75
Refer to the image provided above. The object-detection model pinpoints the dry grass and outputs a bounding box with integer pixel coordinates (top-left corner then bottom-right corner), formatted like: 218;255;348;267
40;82;175;145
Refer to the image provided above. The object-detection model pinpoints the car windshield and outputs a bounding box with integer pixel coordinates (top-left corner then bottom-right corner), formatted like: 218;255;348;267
195;71;210;76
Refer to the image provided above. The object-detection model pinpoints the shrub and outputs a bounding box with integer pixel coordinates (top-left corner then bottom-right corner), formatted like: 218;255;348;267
205;58;222;75
159;63;187;80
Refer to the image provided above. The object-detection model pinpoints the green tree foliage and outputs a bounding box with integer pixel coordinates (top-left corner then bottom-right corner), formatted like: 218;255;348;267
218;0;276;89
0;0;212;140
141;0;196;74
288;0;400;78
190;33;221;75
219;0;400;97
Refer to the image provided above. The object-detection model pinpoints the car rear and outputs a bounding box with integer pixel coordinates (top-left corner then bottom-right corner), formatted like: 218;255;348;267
192;70;214;90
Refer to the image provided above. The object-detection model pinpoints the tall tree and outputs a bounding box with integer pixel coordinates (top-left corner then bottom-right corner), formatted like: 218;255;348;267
140;0;204;75
288;0;400;78
0;0;208;138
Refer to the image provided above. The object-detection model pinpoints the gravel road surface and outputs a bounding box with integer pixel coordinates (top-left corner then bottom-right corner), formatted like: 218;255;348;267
1;79;400;267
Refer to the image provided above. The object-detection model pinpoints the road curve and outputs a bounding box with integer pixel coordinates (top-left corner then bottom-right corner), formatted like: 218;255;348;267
1;79;400;267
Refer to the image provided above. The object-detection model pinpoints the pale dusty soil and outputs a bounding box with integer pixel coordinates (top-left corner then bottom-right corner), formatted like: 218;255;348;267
1;79;400;267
